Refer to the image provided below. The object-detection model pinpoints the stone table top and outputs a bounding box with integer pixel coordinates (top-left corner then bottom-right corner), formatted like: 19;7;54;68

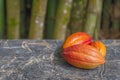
0;40;120;80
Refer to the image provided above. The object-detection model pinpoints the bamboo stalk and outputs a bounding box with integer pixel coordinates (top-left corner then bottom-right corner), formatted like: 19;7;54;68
0;0;5;38
20;0;26;38
110;0;120;39
111;0;120;30
101;0;112;38
25;0;33;39
84;13;97;37
111;20;119;29
94;0;103;39
110;20;119;39
84;0;97;37
69;0;88;34
29;0;48;39
6;0;20;39
53;0;73;40
45;0;57;39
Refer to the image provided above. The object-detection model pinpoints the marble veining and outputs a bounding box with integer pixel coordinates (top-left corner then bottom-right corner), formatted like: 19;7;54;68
0;40;120;80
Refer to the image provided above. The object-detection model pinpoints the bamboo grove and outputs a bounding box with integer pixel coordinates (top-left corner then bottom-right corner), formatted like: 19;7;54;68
0;0;120;40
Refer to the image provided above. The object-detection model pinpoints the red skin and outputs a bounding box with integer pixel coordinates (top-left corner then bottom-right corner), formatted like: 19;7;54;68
62;32;106;69
63;32;92;49
62;44;105;69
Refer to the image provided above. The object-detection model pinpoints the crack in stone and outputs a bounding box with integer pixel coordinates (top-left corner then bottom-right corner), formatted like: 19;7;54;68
21;41;32;52
99;64;105;80
106;40;120;46
106;60;120;62
0;40;120;80
3;40;11;49
50;52;54;63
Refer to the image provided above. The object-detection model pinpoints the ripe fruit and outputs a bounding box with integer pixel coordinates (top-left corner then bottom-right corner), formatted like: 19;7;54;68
63;32;92;49
91;41;106;57
63;44;105;69
62;32;106;69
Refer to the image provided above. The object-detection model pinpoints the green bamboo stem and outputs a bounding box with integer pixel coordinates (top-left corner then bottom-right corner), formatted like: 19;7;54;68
69;0;88;34
101;0;112;38
53;0;73;40
110;20;119;38
29;0;48;39
94;0;103;39
84;13;97;37
110;0;120;39
84;0;98;37
45;0;57;39
0;0;5;38
6;0;20;39
113;0;120;29
20;0;26;38
111;20;119;29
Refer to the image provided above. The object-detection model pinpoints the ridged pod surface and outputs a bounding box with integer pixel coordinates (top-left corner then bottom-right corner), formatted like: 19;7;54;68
62;32;106;69
63;44;105;69
91;41;106;57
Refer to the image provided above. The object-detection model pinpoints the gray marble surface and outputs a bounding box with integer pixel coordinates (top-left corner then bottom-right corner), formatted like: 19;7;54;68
0;40;120;80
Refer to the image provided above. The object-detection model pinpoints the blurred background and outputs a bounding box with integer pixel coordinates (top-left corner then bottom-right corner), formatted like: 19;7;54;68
0;0;120;40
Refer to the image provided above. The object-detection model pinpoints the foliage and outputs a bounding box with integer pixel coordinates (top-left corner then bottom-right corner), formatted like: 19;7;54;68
1;0;120;39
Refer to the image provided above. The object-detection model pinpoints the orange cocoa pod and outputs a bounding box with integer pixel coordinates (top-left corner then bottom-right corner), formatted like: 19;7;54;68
62;44;105;69
63;32;92;49
91;41;106;57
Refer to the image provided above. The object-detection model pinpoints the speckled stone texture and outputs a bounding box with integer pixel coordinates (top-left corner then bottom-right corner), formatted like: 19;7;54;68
0;40;120;80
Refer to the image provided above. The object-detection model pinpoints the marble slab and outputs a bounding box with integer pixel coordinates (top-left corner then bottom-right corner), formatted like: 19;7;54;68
0;40;120;80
